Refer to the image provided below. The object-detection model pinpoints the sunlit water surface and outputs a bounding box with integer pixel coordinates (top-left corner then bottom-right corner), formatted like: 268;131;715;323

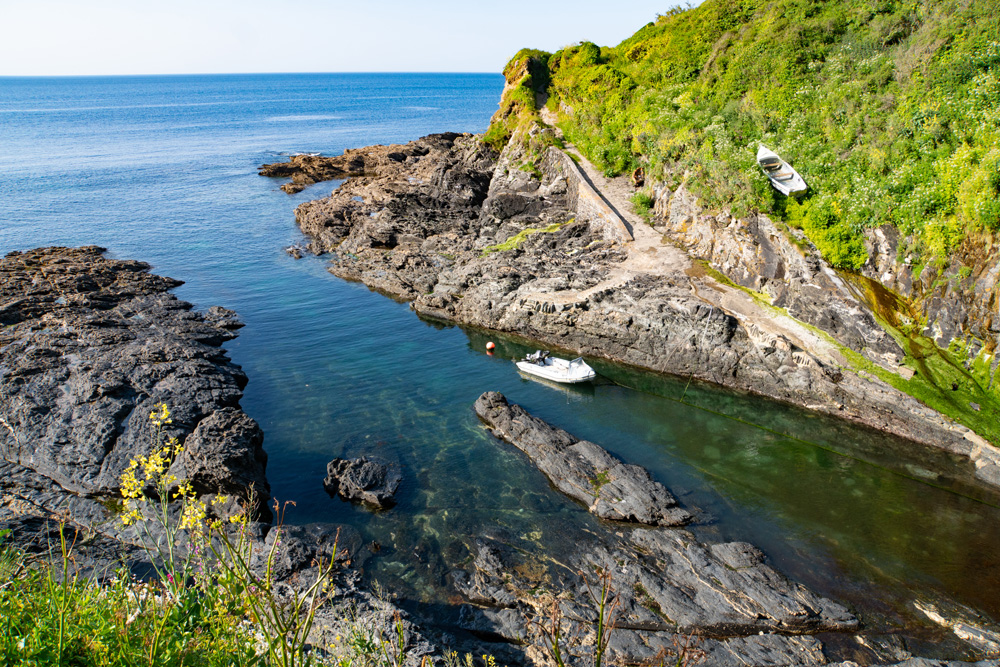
2;74;998;652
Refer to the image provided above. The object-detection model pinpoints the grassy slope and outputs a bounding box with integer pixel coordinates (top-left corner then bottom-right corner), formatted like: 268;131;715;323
540;0;1000;271
486;1;1000;441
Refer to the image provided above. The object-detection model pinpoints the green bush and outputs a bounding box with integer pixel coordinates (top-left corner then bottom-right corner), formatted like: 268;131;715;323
630;191;655;223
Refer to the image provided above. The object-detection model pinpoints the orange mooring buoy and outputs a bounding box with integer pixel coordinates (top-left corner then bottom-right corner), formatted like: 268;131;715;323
486;341;495;351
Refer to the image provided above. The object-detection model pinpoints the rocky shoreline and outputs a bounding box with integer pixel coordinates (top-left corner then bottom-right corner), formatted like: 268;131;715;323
0;246;269;526
260;128;1000;489
0;247;436;663
3;246;998;664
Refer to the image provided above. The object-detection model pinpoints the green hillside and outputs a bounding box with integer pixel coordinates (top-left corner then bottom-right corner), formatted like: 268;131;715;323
497;0;1000;270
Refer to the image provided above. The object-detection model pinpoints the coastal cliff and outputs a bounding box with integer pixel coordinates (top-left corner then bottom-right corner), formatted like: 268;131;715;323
531;0;1000;449
259;0;1000;489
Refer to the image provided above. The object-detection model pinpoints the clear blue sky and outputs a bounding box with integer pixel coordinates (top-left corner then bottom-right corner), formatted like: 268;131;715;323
0;1;686;76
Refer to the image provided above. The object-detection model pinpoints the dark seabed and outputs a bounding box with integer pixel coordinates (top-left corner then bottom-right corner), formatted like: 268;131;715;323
2;73;998;651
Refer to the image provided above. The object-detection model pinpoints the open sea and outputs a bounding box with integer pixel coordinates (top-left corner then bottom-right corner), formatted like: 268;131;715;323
1;73;998;651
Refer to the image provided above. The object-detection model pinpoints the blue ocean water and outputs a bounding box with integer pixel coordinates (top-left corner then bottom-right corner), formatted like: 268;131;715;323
1;74;999;633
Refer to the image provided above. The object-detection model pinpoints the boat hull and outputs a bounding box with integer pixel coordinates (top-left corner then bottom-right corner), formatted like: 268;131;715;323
757;145;807;195
515;357;596;384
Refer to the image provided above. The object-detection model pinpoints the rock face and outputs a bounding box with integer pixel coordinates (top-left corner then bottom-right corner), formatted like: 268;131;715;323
474;391;691;526
291;132;497;288
863;223;1000;361
323;457;401;509
0;246;270;521
651;184;903;368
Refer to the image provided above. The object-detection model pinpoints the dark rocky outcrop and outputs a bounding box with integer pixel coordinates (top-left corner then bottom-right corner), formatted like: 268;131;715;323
262;128;997;485
259;141;431;194
474;391;691;526
290;132;497;282
0;246;271;527
453;529;859;665
323;457;401;509
259;133;476;197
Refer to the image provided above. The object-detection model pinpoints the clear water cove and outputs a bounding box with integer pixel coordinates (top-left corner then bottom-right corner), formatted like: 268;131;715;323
1;73;998;643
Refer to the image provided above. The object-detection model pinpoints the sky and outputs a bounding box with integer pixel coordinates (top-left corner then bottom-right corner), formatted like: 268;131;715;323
0;0;686;76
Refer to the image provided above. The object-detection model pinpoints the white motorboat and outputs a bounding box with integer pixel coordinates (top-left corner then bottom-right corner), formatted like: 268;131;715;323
515;350;596;384
757;145;807;195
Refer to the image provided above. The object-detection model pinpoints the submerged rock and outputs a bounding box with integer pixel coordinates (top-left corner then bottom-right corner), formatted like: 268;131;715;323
323;456;401;509
474;391;692;526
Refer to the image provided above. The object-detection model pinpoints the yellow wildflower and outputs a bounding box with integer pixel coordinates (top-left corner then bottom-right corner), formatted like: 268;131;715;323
120;499;142;526
149;403;172;427
180;498;207;532
175;480;194;498
119;465;143;500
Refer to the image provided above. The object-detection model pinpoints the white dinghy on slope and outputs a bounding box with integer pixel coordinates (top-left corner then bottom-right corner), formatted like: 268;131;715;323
516;350;596;384
757;145;807;196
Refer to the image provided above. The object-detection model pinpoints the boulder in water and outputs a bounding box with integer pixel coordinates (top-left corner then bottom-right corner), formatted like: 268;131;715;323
323;456;401;510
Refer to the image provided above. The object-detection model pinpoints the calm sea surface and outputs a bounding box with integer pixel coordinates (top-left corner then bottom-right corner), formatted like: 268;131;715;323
1;74;998;647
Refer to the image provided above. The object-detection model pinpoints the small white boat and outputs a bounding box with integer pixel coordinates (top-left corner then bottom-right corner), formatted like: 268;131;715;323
515;350;596;384
757;145;807;195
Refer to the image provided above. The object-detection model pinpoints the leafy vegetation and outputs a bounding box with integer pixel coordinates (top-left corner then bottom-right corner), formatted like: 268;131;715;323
493;0;1000;269
482;49;551;152
629;190;655;223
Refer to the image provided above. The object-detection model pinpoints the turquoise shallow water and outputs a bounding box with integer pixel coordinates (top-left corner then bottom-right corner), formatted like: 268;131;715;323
2;74;999;645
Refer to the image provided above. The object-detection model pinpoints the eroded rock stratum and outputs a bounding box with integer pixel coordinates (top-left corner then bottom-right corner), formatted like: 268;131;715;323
0;246;270;529
261;128;1000;487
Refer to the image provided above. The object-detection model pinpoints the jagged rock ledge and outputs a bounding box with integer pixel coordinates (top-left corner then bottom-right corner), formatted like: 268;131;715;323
0;246;270;525
454;393;861;666
259;139;450;194
474;391;691;526
260;129;1000;489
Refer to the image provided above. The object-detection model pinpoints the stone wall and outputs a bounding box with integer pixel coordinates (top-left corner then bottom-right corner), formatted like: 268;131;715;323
554;147;633;243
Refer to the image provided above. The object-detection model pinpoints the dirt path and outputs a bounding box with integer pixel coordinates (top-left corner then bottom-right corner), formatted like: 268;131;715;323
532;112;848;368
